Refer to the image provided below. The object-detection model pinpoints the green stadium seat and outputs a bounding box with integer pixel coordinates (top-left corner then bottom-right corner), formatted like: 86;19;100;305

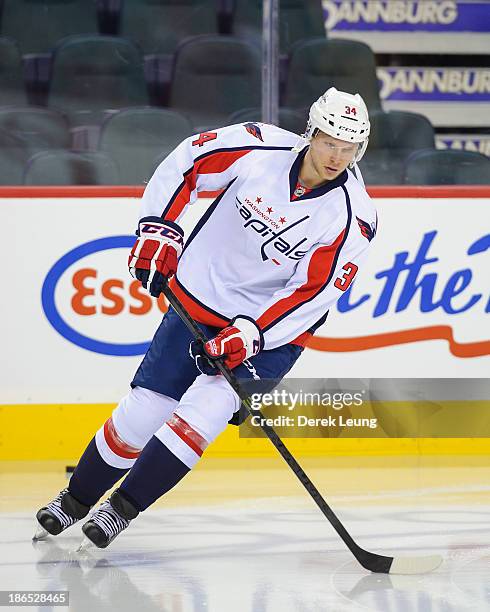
119;0;218;54
404;149;490;185
0;37;26;106
0;107;70;184
99;107;194;184
232;0;326;54
360;110;435;185
284;38;381;112
169;35;261;130
0;0;100;54
24;150;120;184
47;35;149;126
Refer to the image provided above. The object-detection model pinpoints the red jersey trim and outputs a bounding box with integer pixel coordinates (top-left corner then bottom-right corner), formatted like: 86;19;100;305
290;331;312;347
163;149;253;222
168;277;229;328
257;229;346;331
169;276;312;348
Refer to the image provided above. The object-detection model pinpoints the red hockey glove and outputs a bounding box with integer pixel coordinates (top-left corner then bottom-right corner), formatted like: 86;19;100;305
128;216;184;297
190;316;263;374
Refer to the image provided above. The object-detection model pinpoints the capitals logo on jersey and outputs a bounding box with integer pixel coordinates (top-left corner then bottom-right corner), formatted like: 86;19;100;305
243;123;264;142
356;216;377;242
235;197;309;262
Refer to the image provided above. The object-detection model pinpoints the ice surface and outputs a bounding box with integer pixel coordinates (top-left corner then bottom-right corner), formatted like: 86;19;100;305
1;458;489;611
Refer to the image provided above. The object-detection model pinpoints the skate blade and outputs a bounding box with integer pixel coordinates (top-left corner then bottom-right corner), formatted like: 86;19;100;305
75;536;95;554
32;523;49;541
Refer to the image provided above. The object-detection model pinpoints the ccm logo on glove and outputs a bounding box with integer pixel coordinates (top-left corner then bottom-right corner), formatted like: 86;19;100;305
128;216;184;298
190;316;263;374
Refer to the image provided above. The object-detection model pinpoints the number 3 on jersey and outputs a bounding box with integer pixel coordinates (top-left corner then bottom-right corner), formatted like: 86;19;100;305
334;262;358;291
192;132;217;147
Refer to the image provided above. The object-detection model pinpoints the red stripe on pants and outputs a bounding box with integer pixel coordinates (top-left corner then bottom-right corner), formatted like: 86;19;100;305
103;417;141;459
167;414;208;457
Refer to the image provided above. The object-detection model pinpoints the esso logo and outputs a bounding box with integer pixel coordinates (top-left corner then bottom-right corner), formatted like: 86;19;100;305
42;236;168;356
71;269;168;316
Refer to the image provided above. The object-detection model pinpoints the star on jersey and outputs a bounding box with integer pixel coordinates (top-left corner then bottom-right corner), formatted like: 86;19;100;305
266;207;273;214
256;197;262;204
279;217;286;224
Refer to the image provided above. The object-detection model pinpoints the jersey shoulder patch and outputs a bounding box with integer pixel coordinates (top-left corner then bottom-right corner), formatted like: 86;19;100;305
356;215;377;242
242;122;299;146
243;122;264;142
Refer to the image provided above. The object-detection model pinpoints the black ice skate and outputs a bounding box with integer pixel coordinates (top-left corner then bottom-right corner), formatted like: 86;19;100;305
78;489;139;550
33;488;91;540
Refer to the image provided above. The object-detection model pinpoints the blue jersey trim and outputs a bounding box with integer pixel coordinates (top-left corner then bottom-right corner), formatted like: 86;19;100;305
288;146;348;201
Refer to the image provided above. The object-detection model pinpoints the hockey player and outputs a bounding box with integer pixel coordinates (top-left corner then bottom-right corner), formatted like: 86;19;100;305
34;88;376;548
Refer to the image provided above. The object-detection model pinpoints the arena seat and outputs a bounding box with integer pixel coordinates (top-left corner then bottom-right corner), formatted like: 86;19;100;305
284;38;381;112
169;35;261;130
119;0;218;54
0;107;70;184
359;110;435;184
0;132;27;184
23;150;120;185
47;35;149;126
0;37;26;107
0;106;70;148
99;107;194;184
404;149;490;185
232;0;325;53
0;0;100;55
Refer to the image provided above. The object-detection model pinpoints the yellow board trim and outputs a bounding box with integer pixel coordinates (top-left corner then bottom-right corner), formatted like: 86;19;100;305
1;403;489;461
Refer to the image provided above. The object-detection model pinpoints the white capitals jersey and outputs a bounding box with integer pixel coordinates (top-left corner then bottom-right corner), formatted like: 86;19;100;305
140;123;377;350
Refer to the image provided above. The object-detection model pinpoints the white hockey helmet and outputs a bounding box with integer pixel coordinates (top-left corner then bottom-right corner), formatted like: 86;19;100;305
295;87;370;165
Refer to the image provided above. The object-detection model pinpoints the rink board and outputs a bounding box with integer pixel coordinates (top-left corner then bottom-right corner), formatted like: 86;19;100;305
1;402;490;461
1;186;489;460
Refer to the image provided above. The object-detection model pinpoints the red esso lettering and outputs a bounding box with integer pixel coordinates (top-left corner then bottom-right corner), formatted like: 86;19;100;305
71;268;168;315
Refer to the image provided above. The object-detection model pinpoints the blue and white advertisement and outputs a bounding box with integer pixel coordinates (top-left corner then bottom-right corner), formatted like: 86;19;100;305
323;1;490;52
1;194;489;404
436;134;490;157
377;67;490;127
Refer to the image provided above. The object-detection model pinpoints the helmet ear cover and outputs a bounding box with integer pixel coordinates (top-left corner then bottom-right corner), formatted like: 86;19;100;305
352;138;369;166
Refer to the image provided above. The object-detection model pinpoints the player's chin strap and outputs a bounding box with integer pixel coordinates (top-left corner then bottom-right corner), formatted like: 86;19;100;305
161;283;443;576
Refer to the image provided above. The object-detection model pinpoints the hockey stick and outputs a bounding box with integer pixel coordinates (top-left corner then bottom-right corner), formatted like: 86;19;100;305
162;284;442;575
